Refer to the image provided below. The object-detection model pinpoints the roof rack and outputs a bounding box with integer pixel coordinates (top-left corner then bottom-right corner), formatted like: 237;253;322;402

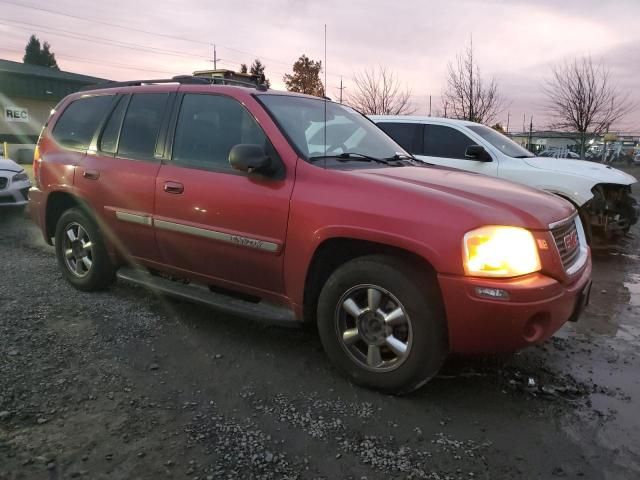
81;75;268;92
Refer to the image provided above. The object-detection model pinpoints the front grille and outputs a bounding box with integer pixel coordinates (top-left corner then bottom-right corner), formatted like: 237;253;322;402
551;219;581;269
0;177;7;190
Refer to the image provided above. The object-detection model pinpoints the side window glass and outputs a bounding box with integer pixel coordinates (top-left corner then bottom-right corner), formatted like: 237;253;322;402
172;94;273;172
52;95;114;150
117;93;168;160
99;96;128;154
424;125;476;159
377;122;418;153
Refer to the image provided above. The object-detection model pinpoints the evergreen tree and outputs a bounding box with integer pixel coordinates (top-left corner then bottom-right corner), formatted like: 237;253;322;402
250;59;270;87
283;55;324;97
23;35;59;69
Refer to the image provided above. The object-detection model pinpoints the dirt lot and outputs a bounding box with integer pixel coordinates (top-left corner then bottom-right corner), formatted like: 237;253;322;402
1;178;639;480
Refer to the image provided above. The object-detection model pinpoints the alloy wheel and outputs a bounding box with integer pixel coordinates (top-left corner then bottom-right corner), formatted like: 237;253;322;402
62;222;94;278
335;284;413;372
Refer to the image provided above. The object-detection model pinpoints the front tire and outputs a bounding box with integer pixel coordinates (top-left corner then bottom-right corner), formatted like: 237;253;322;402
317;255;447;394
55;208;115;291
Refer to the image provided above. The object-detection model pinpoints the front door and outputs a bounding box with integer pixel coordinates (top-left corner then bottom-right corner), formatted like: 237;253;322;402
416;124;499;176
153;92;293;296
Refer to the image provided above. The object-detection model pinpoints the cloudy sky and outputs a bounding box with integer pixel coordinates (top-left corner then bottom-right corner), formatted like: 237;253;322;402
1;0;638;131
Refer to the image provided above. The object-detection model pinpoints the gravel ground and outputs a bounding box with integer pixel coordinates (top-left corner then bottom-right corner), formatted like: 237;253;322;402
1;180;639;479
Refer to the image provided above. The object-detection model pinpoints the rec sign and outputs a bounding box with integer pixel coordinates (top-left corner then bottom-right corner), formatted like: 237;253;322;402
5;107;29;123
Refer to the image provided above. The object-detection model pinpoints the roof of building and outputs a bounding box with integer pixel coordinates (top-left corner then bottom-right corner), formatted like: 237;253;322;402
0;58;109;101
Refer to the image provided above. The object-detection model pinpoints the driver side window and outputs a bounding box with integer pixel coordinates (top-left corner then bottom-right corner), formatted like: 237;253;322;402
424;124;476;160
172;94;277;172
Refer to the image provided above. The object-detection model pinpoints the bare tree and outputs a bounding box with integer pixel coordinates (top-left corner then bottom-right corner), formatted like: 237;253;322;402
442;40;503;124
346;67;415;115
543;56;633;158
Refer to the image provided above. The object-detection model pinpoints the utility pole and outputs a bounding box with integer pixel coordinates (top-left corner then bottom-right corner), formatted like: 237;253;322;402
527;115;533;152
337;76;346;104
213;44;217;69
506;112;510;133
429;95;432;116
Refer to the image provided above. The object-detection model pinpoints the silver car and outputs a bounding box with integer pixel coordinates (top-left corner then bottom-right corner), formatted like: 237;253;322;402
0;157;31;208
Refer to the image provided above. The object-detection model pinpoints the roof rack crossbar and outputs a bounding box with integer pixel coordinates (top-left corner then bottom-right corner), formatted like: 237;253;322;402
81;75;268;91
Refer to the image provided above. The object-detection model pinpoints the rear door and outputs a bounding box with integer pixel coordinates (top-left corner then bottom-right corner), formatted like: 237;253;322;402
417;124;498;175
153;92;293;296
76;89;176;262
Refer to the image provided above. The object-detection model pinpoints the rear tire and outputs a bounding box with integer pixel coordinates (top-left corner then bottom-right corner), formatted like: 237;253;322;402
317;255;447;394
55;208;115;291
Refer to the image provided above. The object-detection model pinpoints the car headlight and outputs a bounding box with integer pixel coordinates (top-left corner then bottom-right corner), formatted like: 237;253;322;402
12;172;29;182
463;226;541;278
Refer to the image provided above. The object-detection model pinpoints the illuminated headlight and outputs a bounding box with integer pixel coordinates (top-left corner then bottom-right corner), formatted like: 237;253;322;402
12;172;29;182
463;226;541;278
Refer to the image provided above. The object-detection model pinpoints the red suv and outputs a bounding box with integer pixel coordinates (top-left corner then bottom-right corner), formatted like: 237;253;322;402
29;76;592;393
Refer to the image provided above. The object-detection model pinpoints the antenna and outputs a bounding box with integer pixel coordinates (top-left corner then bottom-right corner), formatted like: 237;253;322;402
323;24;327;166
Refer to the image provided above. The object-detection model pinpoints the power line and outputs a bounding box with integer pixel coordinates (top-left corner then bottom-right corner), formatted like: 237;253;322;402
0;46;180;75
0;19;210;60
0;0;343;79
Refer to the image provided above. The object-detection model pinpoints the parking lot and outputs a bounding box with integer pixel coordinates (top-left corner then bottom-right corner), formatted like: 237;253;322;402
1;175;639;480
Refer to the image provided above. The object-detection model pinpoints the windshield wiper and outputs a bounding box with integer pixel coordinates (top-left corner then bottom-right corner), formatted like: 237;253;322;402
309;152;394;165
513;155;534;158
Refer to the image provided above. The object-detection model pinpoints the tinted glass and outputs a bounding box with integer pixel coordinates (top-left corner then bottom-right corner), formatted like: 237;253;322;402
424;124;476;159
118;94;168;159
377;122;419;153
172;94;270;171
99;96;128;154
52;95;114;150
468;125;534;158
259;95;406;161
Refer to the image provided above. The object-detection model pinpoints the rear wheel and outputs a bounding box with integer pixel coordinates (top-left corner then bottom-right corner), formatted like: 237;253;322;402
55;208;115;291
317;255;447;394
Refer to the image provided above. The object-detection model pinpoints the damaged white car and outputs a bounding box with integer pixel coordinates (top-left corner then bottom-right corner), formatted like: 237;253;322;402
371;116;638;242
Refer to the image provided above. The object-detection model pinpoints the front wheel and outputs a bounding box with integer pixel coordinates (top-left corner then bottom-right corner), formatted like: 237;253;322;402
317;255;447;394
55;208;115;291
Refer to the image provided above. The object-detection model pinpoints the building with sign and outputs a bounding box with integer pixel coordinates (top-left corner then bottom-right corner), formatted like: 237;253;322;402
0;59;107;162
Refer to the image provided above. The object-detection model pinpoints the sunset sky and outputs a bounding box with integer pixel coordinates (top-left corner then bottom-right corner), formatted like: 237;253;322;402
1;0;638;132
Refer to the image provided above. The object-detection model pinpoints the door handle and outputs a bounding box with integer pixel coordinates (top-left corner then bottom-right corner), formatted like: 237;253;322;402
163;181;184;194
82;169;100;180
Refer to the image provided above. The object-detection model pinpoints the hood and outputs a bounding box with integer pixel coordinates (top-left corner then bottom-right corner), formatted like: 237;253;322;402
352;166;575;230
0;158;22;173
524;157;637;185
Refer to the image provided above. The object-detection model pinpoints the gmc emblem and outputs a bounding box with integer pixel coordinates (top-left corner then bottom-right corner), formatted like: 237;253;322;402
564;231;579;251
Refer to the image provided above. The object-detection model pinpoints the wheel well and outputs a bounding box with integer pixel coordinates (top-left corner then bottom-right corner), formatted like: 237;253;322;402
45;192;81;243
302;238;436;324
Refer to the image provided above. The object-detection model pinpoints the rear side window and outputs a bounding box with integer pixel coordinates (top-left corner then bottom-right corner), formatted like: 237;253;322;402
423;124;476;159
52;95;114;150
377;122;420;153
99;96;128;154
172;94;273;172
117;93;168;160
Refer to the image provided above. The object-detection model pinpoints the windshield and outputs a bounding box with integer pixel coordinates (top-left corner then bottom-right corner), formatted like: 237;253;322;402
258;95;407;161
468;125;534;158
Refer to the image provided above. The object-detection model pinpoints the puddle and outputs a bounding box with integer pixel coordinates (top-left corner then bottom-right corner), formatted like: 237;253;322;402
609;252;640;262
624;273;640;307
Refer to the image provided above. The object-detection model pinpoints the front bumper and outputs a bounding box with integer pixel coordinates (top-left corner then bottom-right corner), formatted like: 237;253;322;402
438;257;592;354
0;180;30;207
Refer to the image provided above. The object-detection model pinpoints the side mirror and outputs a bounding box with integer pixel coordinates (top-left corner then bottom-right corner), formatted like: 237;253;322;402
229;144;272;173
465;145;492;162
